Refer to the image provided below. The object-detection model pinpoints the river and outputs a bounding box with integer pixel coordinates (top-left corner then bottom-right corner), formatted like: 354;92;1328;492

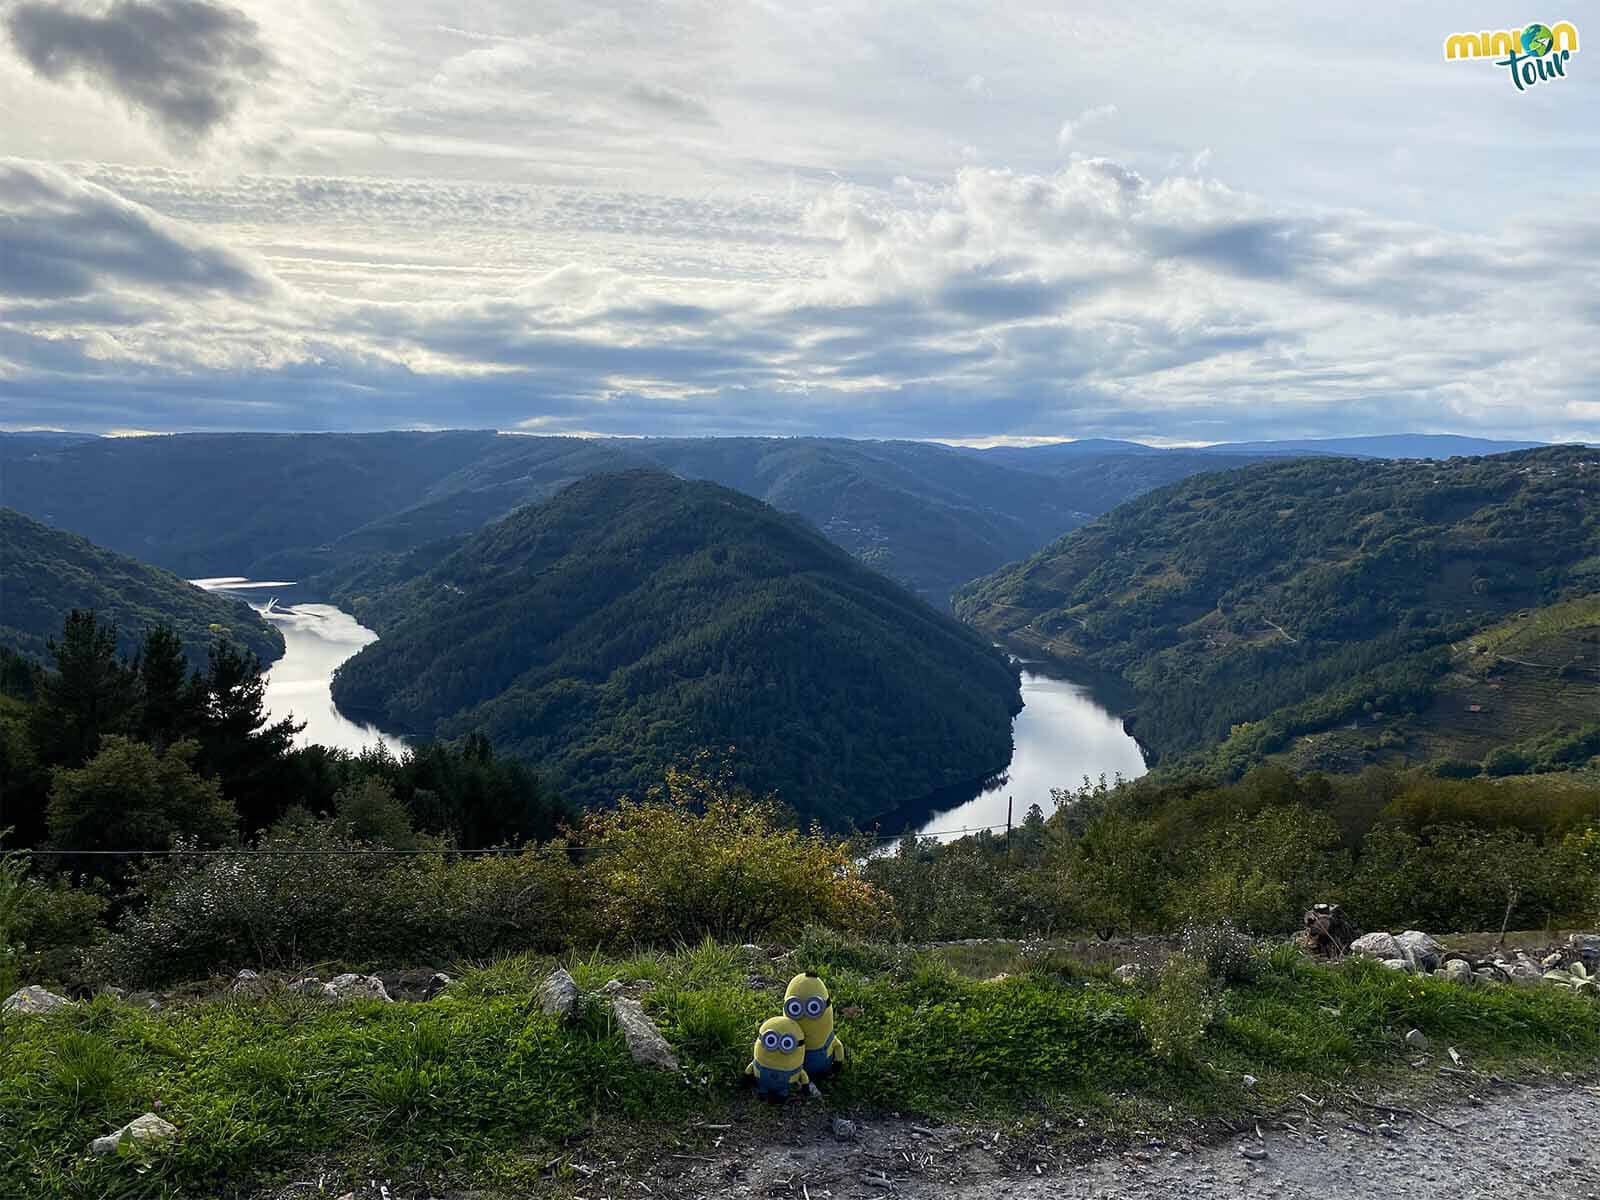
895;666;1147;842
192;579;409;756
191;583;1145;829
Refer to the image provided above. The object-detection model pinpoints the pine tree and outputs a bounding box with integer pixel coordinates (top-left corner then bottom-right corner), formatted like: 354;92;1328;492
28;611;138;768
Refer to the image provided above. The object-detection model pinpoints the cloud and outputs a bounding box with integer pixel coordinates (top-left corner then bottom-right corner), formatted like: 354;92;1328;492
1056;103;1117;149
624;82;714;124
3;0;273;142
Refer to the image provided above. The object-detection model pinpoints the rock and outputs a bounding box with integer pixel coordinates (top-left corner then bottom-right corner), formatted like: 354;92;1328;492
424;972;452;1001
1568;934;1600;962
1239;1145;1268;1161
97;986;127;1002
1442;959;1475;986
1543;951;1566;969
1113;964;1140;984
610;998;679;1072
328;973;392;1002
832;1116;858;1141
1350;932;1402;961
600;978;626;997
1405;1028;1430;1051
1241;1074;1257;1090
231;969;269;996
289;977;338;1000
126;992;163;1011
1395;931;1444;972
1380;958;1410;972
90;1112;178;1157
540;968;581;1019
3;985;72;1015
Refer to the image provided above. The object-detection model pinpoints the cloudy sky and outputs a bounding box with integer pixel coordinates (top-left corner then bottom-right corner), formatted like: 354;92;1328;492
0;1;1595;443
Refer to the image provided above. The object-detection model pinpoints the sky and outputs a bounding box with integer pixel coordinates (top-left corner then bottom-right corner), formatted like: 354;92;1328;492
0;1;1596;443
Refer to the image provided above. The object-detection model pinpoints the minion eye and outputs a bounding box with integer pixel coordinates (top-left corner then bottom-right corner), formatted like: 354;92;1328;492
780;1035;797;1052
762;1032;779;1049
785;999;804;1018
806;997;824;1016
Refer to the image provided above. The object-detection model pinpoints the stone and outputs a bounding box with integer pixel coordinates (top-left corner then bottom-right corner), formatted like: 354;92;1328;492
610;997;679;1072
1113;964;1140;984
328;973;392;1002
600;978;626;997
1380;958;1410;972
1442;959;1475;986
231;969;268;996
90;1113;178;1157
832;1116;858;1142
1568;934;1600;962
289;977;338;1000
1239;1145;1268;1161
1395;931;1444;972
1405;1028;1430;1051
1350;932;1402;961
423;972;452;1001
540;968;581;1019
3;985;72;1015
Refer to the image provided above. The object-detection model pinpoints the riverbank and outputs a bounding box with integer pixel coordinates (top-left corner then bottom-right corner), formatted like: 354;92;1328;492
7;935;1599;1200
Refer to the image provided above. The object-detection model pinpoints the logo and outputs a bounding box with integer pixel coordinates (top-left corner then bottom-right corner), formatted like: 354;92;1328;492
1444;20;1579;91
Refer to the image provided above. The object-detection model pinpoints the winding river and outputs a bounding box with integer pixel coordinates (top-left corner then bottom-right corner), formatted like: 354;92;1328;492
192;579;408;756
193;582;1145;833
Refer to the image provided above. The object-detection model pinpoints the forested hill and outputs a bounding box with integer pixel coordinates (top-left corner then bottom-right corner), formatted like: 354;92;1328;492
955;447;1599;774
330;471;1022;824
0;508;284;666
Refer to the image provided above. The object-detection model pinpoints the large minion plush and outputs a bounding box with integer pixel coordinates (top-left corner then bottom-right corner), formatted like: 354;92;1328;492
785;972;846;1079
745;1016;809;1099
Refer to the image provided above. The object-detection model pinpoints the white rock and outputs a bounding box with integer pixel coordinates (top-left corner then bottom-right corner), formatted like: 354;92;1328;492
328;973;392;1002
1113;964;1140;984
1442;959;1475;986
1350;932;1402;961
1405;1028;1430;1051
3;985;72;1014
1380;958;1411;972
289;977;338;1000
90;1113;177;1157
1395;932;1444;972
611;997;679;1072
539;968;581;1019
231;968;268;996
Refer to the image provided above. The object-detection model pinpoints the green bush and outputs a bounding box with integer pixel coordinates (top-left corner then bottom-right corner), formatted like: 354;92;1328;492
1179;921;1260;986
1139;957;1217;1067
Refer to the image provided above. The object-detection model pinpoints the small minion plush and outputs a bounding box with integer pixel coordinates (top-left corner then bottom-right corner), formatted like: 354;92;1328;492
745;1015;810;1100
785;972;846;1079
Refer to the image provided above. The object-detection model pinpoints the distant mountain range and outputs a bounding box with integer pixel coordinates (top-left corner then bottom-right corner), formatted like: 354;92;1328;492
330;471;1021;823
6;429;1566;610
0;507;283;667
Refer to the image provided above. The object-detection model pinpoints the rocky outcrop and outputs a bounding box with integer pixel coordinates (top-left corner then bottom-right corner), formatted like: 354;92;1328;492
540;968;581;1020
1350;932;1402;962
328;973;392;1002
3;985;72;1015
611;998;679;1072
90;1113;178;1157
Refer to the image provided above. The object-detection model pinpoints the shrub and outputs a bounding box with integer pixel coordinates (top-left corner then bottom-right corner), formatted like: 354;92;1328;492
1179;921;1260;986
575;766;893;946
1139;956;1217;1067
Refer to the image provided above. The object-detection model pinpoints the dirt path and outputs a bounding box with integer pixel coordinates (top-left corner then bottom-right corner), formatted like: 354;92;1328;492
625;1082;1600;1200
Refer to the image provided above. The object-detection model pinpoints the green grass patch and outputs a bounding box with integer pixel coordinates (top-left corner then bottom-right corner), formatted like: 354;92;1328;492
3;944;1599;1198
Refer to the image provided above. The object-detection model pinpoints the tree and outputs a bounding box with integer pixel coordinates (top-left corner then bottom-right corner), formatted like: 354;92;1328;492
47;737;237;872
136;625;204;749
333;776;416;849
28;611;138;768
192;641;302;831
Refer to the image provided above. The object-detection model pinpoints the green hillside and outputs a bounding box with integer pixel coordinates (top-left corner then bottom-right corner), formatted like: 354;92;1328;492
956;446;1599;775
0;508;283;667
330;471;1021;824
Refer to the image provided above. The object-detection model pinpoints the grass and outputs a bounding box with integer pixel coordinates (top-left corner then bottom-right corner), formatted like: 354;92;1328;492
3;940;1600;1198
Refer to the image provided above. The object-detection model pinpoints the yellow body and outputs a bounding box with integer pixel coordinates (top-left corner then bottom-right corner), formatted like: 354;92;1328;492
785;972;846;1072
745;1015;809;1096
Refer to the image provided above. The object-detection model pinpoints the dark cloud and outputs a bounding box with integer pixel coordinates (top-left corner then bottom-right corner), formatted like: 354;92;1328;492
4;0;272;141
0;159;274;299
624;82;714;124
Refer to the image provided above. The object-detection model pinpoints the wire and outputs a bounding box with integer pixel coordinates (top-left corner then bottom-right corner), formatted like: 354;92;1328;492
13;820;1020;857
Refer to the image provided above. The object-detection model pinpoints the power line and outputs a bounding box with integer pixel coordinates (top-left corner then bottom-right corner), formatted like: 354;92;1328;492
13;821;1019;858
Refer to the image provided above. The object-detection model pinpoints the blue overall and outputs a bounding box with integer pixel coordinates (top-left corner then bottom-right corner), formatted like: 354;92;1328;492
803;1030;838;1077
751;1061;802;1098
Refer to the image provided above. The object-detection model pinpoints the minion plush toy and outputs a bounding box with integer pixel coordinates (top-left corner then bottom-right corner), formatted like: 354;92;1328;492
785;972;846;1079
745;1016;809;1100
